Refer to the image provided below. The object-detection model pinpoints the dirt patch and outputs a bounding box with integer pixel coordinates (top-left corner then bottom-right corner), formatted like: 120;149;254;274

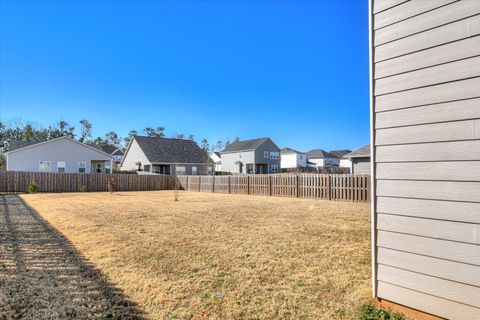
17;191;372;319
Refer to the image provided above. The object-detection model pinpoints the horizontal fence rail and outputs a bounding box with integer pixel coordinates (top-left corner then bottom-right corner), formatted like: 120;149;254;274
0;171;176;193
0;171;370;202
178;174;370;202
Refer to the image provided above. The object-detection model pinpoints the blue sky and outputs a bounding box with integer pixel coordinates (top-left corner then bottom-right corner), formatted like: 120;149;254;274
0;0;369;151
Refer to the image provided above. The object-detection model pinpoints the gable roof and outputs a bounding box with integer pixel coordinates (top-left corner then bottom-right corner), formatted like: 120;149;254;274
280;147;305;155
344;144;370;158
330;150;352;159
131;136;211;164
221;137;277;153
212;152;221;158
8;141;39;151
88;144;124;155
307;149;336;159
5;136;113;158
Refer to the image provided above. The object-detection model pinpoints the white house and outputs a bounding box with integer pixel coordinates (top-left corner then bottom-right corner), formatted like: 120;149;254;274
330;150;352;170
5;136;114;173
280;147;307;169
209;152;222;172
306;149;339;168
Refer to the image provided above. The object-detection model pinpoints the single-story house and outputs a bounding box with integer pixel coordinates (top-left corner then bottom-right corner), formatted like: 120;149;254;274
306;149;339;168
220;137;280;174
5;136;114;173
209;152;222;172
120;135;213;175
280;147;307;169
344;145;370;175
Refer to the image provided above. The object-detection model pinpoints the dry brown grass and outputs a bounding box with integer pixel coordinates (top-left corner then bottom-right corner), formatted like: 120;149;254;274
20;191;372;319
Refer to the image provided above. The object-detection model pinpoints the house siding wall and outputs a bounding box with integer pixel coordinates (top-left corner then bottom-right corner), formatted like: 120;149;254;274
371;1;480;318
281;153;307;169
120;139;151;171
6;138;112;173
352;158;370;175
221;139;281;174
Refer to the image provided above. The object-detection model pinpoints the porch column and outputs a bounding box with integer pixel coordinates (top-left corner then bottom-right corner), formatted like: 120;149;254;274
110;159;113;173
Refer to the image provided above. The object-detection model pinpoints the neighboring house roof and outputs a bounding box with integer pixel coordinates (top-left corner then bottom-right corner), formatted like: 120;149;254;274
112;149;125;156
212;152;221;158
5;136;113;158
221;137;278;153
8;141;39;151
130;135;211;164
280;147;305;155
330;150;352;159
307;149;337;159
88;144;118;155
344;144;370;158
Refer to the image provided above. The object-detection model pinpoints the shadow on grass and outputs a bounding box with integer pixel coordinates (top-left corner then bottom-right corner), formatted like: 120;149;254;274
0;195;145;319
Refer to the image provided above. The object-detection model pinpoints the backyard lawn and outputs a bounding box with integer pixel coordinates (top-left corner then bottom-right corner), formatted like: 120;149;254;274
11;191;371;319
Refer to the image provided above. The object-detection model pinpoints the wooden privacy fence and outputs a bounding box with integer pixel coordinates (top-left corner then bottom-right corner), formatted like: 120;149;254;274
177;174;370;202
0;171;176;193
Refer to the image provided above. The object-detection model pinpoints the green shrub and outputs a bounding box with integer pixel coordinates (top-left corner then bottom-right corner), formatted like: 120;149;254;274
79;185;87;192
27;180;38;194
358;304;404;320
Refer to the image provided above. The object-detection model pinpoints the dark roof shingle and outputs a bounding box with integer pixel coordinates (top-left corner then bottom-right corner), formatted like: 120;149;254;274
134;136;211;163
222;137;270;153
345;144;370;158
307;149;336;159
330;150;352;159
280;147;305;155
8;141;39;151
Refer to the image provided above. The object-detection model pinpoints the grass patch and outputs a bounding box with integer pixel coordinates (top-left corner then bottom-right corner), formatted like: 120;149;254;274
21;191;372;319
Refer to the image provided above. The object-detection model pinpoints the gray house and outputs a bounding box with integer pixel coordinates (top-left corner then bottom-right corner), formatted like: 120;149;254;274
120;135;213;175
370;1;480;319
220;137;280;174
5;136;114;173
344;145;370;175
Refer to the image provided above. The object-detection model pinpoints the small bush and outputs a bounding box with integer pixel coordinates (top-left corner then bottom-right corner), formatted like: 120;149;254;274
79;185;87;192
358;304;404;320
27;180;38;194
108;178;116;194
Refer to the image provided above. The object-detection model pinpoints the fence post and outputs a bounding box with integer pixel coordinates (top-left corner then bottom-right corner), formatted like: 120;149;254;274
295;175;299;198
327;175;331;200
269;175;272;196
247;176;251;195
228;176;231;194
198;176;201;192
212;176;215;193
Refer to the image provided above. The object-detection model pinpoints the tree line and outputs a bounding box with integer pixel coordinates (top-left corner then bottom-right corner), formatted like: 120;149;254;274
0;119;240;169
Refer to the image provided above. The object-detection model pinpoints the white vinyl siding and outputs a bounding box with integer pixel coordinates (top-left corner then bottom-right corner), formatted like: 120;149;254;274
371;1;480;318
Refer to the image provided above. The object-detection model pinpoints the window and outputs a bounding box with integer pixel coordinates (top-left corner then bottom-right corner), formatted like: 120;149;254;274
105;163;111;174
39;161;51;172
57;161;66;173
270;152;279;159
175;165;186;175
264;151;269;158
271;164;279;173
192;166;197;175
78;161;86;173
96;163;102;173
299;155;304;160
